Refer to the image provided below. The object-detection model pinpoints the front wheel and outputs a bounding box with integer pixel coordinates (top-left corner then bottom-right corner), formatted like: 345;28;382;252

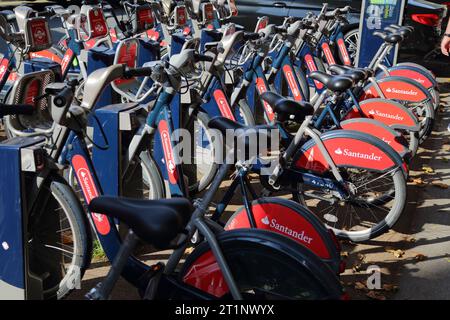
28;174;92;300
180;229;344;299
293;167;407;242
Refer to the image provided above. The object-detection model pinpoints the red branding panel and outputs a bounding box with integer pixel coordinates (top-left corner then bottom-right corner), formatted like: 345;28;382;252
388;69;432;89
114;42;138;85
213;89;235;120
137;7;154;30
88;8;108;39
61;48;74;76
282;65;302;101
158;120;178;184
229;0;239;16
363;81;427;102
25;79;40;107
255;17;268;32
30;50;62;64
340;120;408;156
321;42;336;65
110;28;118;43
344;99;418;129
175;6;187;26
146;29;160;41
72;155;111;235
0;58;10;83
225;203;330;259
29;18;51;49
296;135;395;173
203;3;215;22
183;251;229;298
255;77;275;121
304;54;323;89
337;38;351;66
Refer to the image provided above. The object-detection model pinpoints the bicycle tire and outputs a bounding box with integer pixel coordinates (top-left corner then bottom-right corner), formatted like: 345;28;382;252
28;173;92;300
180;229;344;300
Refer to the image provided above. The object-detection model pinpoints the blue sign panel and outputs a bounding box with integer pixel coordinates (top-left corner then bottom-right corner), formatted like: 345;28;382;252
356;0;407;68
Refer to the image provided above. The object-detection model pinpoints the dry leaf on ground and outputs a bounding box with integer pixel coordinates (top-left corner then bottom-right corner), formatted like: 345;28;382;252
366;291;386;300
385;247;405;258
354;281;367;290
415;254;427;261
382;284;399;292
410;177;427;187
422;166;434;174
431;182;449;189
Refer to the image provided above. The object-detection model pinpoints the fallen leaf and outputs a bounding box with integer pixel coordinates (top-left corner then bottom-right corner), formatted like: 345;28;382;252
185;247;194;254
357;253;366;262
405;236;416;243
341;251;349;258
415;254;427;261
352;263;363;272
422;166;434;174
431;182;449;189
366;291;386;300
385;247;405;258
354;281;367;290
382;284;399;292
410;177;428;187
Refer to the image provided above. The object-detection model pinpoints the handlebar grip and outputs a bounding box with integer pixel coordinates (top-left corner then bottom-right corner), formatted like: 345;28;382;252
0;103;34;117
54;86;74;108
243;32;260;41
274;26;287;34
193;53;214;62
123;66;153;78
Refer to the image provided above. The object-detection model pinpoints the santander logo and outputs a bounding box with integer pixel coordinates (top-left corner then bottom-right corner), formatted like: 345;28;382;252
72;155;110;236
159;121;178;184
282;65;302;101
256;78;274;120
213;90;235;120
385;87;418;96
368;109;404;121
321;43;336;65
261;216;314;244
334;148;382;161
337;38;351;65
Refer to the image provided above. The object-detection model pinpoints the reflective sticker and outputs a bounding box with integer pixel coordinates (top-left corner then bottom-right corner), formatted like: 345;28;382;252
255;77;274;121
71;155;110;235
146;29;160;41
213;89;236;120
282;65;302;101
304;54;323;89
255;17;268;32
175;6;187;26
110;28;118;43
158;120;178;184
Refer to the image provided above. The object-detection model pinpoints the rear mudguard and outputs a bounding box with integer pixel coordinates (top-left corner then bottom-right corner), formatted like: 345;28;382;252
339;118;409;159
294;129;407;175
377;65;438;90
361;76;432;103
397;62;436;80
344;98;420;131
224;197;341;273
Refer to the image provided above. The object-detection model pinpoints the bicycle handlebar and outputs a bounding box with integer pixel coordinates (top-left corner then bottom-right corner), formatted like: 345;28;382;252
0;103;34;117
123;66;153;78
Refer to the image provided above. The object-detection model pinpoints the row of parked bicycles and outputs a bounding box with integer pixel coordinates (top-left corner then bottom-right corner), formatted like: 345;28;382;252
0;0;440;300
